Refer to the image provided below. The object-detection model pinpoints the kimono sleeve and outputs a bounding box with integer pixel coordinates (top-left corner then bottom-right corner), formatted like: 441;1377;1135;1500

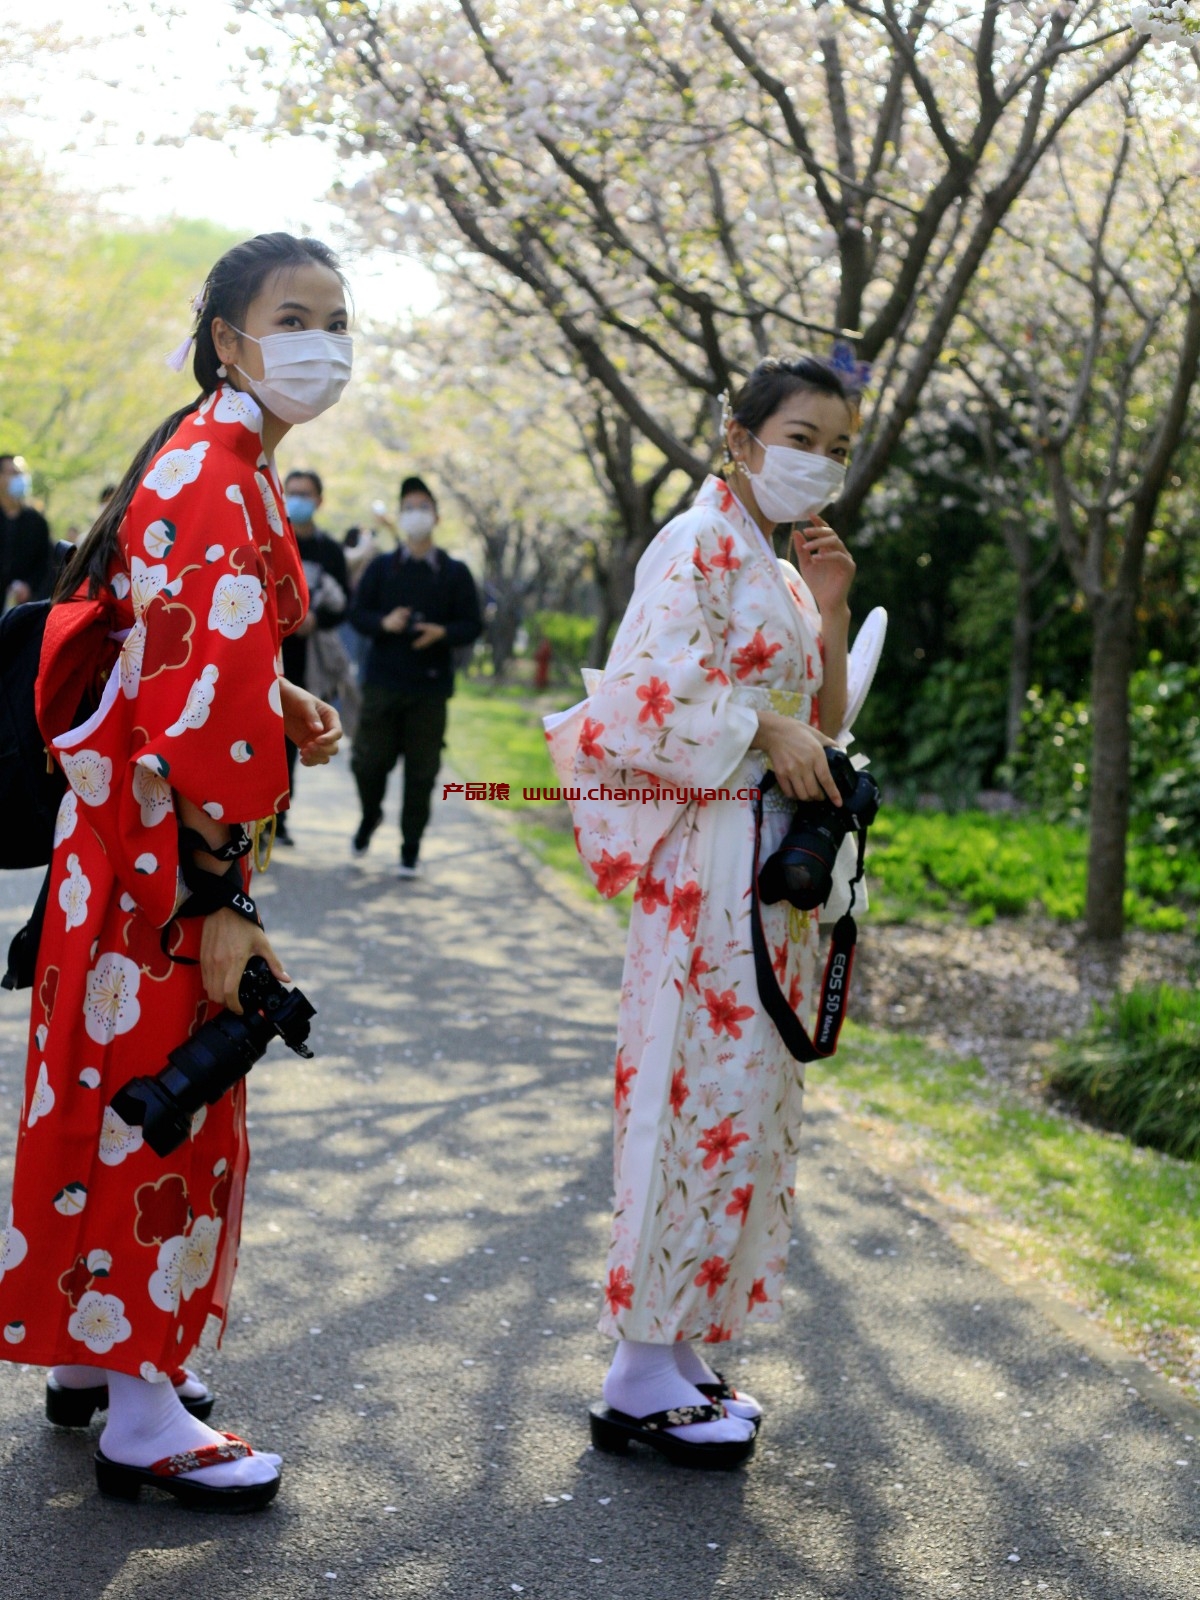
53;452;298;927
544;510;758;898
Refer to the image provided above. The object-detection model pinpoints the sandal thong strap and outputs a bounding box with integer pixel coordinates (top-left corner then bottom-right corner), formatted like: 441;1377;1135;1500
636;1402;727;1433
151;1432;252;1478
698;1371;739;1401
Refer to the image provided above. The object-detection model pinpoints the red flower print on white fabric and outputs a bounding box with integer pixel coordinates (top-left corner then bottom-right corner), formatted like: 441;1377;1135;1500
771;937;788;982
633;870;669;914
725;1184;754;1226
590;849;640;898
703;1322;732;1343
746;1277;769;1310
710;535;742;571
614;1052;637;1108
579;717;606;761
635;675;674;726
700;655;730;686
702;988;756;1040
692;544;712;579
731;631;783;681
669;1067;690;1117
686;946;712;993
697;1116;751;1171
669;881;702;939
604;1265;635;1315
693;1256;730;1299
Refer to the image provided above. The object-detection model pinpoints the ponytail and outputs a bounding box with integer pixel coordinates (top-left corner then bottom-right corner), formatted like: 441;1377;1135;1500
54;230;345;604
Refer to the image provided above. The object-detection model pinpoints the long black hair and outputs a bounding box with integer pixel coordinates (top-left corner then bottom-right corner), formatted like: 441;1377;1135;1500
726;354;854;439
56;231;344;601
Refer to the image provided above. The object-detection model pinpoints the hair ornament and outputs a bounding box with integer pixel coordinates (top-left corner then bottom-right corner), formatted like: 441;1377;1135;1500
164;288;209;373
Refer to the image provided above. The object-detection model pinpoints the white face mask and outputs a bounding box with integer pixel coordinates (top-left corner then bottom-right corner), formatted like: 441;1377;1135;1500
232;327;353;424
400;507;436;542
746;436;846;523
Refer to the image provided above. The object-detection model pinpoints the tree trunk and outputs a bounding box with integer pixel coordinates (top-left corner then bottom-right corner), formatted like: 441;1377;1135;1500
488;595;522;679
1006;538;1034;760
1084;589;1137;943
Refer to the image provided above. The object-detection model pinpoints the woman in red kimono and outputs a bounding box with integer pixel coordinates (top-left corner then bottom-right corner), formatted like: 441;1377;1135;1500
0;232;351;1510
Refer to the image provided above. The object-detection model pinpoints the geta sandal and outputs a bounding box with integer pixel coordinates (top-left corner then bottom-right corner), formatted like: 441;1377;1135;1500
588;1400;755;1470
47;1370;215;1428
697;1371;763;1433
94;1432;279;1511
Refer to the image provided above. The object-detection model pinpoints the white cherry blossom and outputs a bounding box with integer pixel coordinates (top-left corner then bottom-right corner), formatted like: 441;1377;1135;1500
132;759;173;828
166;663;219;738
129;556;170;620
60;748;113;808
148;1216;223;1313
83;952;142;1045
0;1208;28;1284
208;573;265;640
68;1290;133;1355
53;789;78;846
142;440;209;500
98;1105;144;1167
26;1063;55;1128
58;852;91;931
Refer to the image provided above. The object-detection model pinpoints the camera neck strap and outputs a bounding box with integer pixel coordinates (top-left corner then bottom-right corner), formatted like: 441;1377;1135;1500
750;773;865;1064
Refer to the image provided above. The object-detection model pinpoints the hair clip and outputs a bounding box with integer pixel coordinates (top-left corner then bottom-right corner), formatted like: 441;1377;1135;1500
719;388;734;433
164;287;208;373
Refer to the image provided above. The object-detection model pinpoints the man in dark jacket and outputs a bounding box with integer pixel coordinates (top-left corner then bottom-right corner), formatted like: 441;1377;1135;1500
0;454;51;606
349;475;482;876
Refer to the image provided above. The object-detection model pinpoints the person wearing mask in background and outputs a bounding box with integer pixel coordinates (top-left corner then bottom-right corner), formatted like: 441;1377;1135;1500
0;453;51;607
276;468;351;843
349;475;482;877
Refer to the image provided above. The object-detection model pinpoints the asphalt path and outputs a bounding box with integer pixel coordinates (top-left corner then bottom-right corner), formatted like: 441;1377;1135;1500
0;759;1197;1600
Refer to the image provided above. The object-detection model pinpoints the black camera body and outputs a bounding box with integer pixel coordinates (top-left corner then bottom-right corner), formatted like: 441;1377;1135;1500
402;608;426;640
758;749;881;912
110;957;316;1157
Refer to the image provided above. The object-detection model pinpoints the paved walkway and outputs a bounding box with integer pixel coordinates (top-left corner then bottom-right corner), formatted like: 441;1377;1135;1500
0;762;1196;1600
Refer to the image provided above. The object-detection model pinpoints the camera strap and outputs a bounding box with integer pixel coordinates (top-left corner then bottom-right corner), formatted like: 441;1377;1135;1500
160;826;261;964
750;775;865;1063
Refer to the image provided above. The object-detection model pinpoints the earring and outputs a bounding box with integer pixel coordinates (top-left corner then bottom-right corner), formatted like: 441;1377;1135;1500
216;364;228;378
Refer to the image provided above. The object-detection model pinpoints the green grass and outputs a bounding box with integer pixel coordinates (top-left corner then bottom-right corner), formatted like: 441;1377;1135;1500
448;681;1200;1392
827;1026;1200;1393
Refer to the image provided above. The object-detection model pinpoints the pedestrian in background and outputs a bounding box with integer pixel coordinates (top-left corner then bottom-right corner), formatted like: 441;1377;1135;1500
349;475;482;877
0;453;51;606
277;467;351;843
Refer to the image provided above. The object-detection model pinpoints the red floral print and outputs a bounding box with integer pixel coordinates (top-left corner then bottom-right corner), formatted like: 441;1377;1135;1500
579;718;606;761
633;870;669;914
694;1256;730;1299
700;655;730;686
635;675;674;727
604;1265;635;1315
133;1175;192;1247
725;1184;754;1226
703;1322;733;1344
669;880;703;939
590;849;640;898
746;1277;769;1310
703;987;756;1040
787;973;804;1010
614;1051;638;1108
709;535;742;572
771;937;788;983
731;630;783;681
686;946;712;993
669;1067;690;1116
697;1116;751;1171
692;544;711;579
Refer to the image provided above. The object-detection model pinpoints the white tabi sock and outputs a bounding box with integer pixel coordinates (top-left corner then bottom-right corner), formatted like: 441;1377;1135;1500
100;1371;280;1489
50;1363;209;1400
673;1342;763;1421
602;1339;754;1445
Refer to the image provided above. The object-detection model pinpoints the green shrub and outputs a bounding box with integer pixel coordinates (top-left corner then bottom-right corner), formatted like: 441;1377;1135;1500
1051;984;1200;1162
529;610;594;675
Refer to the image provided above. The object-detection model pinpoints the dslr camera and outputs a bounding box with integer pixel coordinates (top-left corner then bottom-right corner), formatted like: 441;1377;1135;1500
110;957;316;1157
758;748;881;912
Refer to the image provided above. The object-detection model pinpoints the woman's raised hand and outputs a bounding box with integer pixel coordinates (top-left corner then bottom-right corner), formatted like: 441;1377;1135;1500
200;908;291;1016
278;678;343;766
752;710;842;805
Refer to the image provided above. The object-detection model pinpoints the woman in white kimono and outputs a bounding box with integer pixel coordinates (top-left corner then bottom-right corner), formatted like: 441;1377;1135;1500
546;356;858;1469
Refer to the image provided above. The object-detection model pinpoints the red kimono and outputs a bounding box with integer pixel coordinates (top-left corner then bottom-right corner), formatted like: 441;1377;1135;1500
0;384;306;1378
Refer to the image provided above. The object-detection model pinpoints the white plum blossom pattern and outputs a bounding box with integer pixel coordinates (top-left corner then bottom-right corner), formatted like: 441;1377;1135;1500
68;1290;133;1355
53;790;78;846
98;1106;144;1167
132;760;173;828
134;853;158;875
208;573;265;640
165;664;219;738
0;1209;27;1284
214;386;262;431
27;1062;55;1128
148;1217;222;1313
60;749;113;808
268;677;283;716
110;570;131;600
58;853;91;931
205;544;225;563
255;471;284;535
230;740;253;763
143;519;176;559
129;555;170;620
224;483;254;538
84;952;142;1045
142;440;209;500
78;1067;102;1089
119;619;146;699
140;1362;170;1384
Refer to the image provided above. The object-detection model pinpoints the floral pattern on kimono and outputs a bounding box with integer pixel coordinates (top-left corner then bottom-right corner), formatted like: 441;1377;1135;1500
546;476;825;1344
0;385;306;1373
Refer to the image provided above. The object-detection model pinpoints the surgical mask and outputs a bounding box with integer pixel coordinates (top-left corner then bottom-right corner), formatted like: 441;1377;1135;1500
285;493;317;525
6;473;29;500
746;437;846;523
231;327;353;424
400;507;436;541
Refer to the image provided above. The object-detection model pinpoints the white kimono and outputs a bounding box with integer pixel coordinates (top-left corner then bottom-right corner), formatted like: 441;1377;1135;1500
546;475;827;1345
